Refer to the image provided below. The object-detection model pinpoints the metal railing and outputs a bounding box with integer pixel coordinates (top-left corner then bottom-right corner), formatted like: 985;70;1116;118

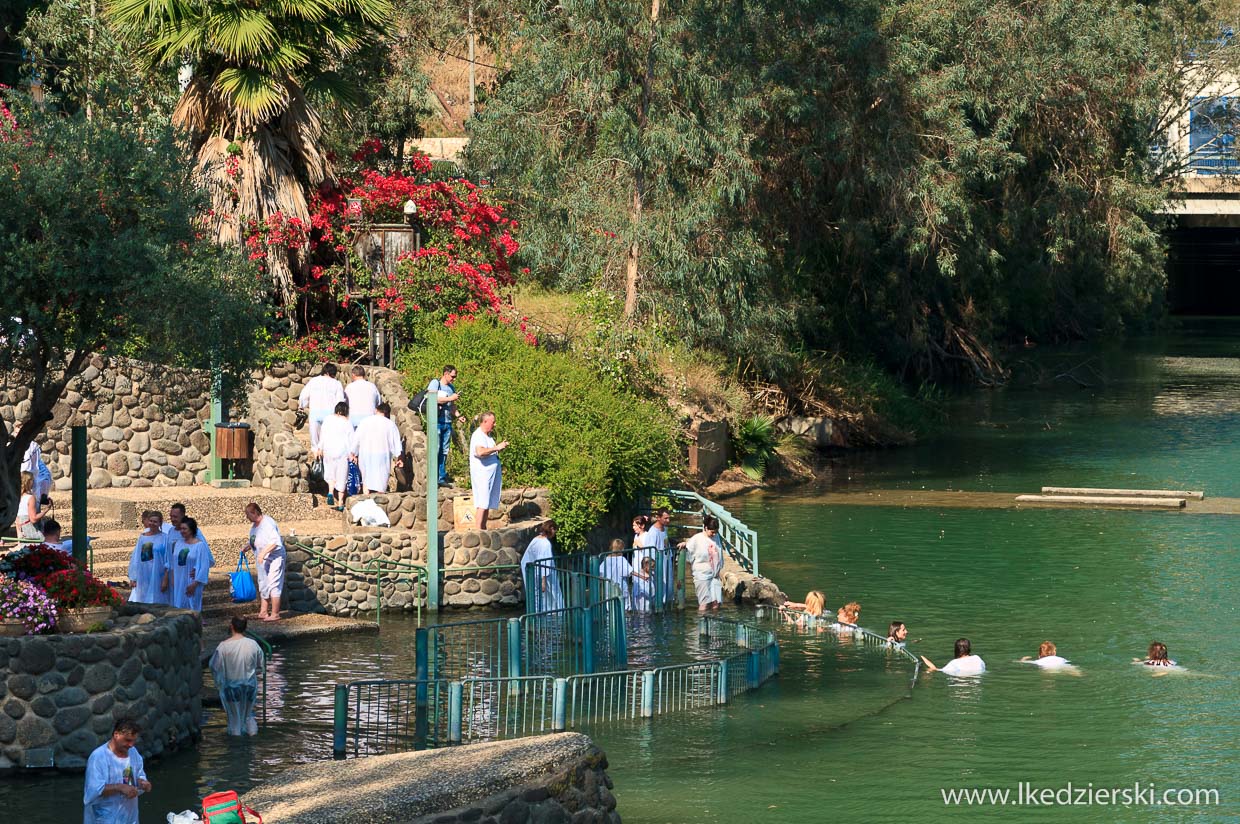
772;606;921;681
660;489;759;575
245;631;273;727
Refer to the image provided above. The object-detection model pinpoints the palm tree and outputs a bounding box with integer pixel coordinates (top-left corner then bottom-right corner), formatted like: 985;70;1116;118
107;0;394;332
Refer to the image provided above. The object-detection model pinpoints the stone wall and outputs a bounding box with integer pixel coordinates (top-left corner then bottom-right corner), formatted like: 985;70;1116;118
246;362;428;495
285;527;529;614
242;733;619;824
0;605;202;771
345;486;551;533
7;356;213;489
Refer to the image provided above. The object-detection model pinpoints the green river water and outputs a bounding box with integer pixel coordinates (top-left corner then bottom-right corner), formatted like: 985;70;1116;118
8;318;1240;821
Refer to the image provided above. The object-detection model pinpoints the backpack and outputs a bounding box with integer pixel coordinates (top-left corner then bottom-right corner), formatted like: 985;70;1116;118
408;378;438;416
202;790;262;824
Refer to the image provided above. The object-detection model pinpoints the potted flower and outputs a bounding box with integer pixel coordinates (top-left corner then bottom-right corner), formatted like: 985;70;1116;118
0;574;58;636
0;544;79;583
41;568;121;632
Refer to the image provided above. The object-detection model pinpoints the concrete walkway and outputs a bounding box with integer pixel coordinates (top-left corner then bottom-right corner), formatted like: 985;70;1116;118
796;488;1240;514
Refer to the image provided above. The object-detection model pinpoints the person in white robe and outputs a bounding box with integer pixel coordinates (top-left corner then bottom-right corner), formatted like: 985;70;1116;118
683;515;722;612
168;517;211;612
350;403;403;493
127;511;169;605
600;538;633;608
521;520;563;611
921;638;987;676
243;502;285;621
83;719;150;824
209;616;265;736
345;365;381;427
298;363;345;451
469;412;508;529
630;556;656;613
709;530;726;605
319;401;354;508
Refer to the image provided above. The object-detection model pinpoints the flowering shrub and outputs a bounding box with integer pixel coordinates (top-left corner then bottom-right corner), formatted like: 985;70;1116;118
0;575;58;634
0;544;79;583
41;568;122;610
249;140;525;358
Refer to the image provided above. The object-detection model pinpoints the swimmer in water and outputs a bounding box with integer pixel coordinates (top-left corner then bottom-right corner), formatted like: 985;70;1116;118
886;621;908;647
1135;641;1177;669
833;601;860;634
782;590;826;626
1020;641;1080;674
921;637;986;676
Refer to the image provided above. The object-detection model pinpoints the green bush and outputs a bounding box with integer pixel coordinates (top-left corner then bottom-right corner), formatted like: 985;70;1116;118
401;320;680;548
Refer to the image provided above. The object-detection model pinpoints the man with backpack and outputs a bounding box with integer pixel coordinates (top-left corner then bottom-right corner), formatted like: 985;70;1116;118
424;365;464;485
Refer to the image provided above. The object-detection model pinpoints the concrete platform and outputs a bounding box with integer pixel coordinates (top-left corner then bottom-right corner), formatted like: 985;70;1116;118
202;611;378;662
798;489;1240;515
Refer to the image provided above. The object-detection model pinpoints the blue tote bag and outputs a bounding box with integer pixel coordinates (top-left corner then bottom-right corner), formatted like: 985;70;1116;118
346;459;362;498
230;554;257;603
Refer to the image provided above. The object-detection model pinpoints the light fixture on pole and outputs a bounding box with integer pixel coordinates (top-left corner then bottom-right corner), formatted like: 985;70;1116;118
403;198;422;254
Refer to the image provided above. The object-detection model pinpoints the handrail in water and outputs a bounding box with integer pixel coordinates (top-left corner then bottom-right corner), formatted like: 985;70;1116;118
660;489;759;576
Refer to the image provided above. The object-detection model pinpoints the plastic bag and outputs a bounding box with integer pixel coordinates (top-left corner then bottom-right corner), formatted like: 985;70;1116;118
345;460;361;497
168;811;201;824
350;499;391;528
308;455;324;483
230;554;257;603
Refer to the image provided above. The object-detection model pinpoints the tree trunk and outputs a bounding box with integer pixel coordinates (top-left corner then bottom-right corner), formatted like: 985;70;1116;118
623;0;661;320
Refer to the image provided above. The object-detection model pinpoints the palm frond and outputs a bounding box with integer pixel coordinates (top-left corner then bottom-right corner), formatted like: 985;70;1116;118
301;70;362;108
205;7;281;62
215;67;289;121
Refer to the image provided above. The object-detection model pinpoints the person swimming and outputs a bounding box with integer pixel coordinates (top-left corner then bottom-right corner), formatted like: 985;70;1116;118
833;601;860;634
887;621;908;647
1137;641;1177;667
782;591;827;626
921;637;986;676
1021;641;1074;670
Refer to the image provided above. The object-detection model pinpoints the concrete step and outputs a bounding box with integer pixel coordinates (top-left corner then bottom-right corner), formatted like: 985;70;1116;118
88;488;333;531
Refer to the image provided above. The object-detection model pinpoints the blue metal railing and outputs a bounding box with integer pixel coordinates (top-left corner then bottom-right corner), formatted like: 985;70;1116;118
661;489;759;575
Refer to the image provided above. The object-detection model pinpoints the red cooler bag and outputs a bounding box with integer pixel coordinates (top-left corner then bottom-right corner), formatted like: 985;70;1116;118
202;790;263;824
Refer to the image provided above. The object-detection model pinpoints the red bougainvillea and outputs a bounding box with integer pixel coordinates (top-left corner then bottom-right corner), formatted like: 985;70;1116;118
249;143;524;357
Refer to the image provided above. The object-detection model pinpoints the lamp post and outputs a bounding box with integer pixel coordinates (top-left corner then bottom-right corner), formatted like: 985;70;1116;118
403;198;422;254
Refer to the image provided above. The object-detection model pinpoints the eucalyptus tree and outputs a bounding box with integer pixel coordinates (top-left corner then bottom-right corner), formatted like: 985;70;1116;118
107;0;395;332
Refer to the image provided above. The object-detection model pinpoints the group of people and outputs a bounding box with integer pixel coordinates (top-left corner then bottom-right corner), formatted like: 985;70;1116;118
298;363;404;509
124;501;286;621
782;591;1181;676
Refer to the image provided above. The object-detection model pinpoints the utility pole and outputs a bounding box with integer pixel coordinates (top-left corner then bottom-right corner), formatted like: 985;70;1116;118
467;0;476;118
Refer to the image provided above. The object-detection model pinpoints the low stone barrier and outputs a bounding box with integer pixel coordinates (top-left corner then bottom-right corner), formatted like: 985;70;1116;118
242;733;620;824
0;605;202;772
285;527;532;614
345;486;551;533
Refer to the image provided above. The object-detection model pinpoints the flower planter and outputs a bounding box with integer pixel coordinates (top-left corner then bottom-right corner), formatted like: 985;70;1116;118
0;619;29;637
57;606;115;633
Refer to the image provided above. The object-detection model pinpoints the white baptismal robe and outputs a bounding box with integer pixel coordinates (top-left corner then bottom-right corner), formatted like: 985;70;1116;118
167;537;211;611
299;374;345;415
521;536;563;610
351;415;402;492
469;428;502;510
319;414;355;491
128;531;169;605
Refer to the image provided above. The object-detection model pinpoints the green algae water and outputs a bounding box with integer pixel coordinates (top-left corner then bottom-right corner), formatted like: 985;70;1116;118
8;318;1240;821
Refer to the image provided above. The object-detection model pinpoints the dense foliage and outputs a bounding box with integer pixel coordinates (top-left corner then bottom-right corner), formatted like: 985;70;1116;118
0;96;264;532
41;568;122;610
400;321;679;547
0;575;58;635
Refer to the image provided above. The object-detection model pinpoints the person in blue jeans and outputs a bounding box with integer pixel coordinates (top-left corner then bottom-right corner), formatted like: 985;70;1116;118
426;365;464;484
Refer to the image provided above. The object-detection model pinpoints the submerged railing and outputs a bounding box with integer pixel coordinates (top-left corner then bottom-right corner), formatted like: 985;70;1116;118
332;548;781;757
772;606;921;682
661;489;759;575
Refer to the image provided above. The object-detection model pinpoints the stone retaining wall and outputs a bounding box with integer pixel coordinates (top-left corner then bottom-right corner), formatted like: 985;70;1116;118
7;357;213;489
345;486;551;533
285;527;531;615
242;733;619;824
0;605;202;772
246;362;428;495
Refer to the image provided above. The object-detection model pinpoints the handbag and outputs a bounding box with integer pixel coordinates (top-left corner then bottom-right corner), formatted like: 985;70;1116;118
346;459;362;497
230;555;257;603
202;790;262;824
308;455;324;482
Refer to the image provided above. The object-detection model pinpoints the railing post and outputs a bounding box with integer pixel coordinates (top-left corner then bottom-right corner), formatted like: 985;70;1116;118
581;607;595;674
612;600;627;669
71;425;89;570
748;650;760;689
415;626;429;747
373;562;383;627
736;623;747;649
641;670;655;718
507;618;522;696
676;548;686;610
699;616;709;639
448;681;462;744
750;529;759;577
717;662;728;704
332;683;348;758
552;677;567;731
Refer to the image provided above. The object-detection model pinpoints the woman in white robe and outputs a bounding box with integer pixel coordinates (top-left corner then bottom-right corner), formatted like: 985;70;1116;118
684;515;722;612
600;539;633;608
350;403;403;493
167;517;211;612
520;521;563;611
318;401;354;509
469;412;508;529
127;512;169;605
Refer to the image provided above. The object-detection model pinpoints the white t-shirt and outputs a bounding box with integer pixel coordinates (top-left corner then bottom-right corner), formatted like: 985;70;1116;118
249;514;285;558
1031;655;1070;669
83;742;145;824
685;532;717;577
940;654;987;676
17;493;35;527
21;440;41;474
299;374;345;413
345;379;381;419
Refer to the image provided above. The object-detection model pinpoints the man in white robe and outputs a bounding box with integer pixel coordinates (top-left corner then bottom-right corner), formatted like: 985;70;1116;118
298;363;345;451
319;402;354;508
469;412;508;529
350;402;403;493
521;520;563;611
345;365;381;427
209;616;265;735
83;718;151;824
244;502;286;621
